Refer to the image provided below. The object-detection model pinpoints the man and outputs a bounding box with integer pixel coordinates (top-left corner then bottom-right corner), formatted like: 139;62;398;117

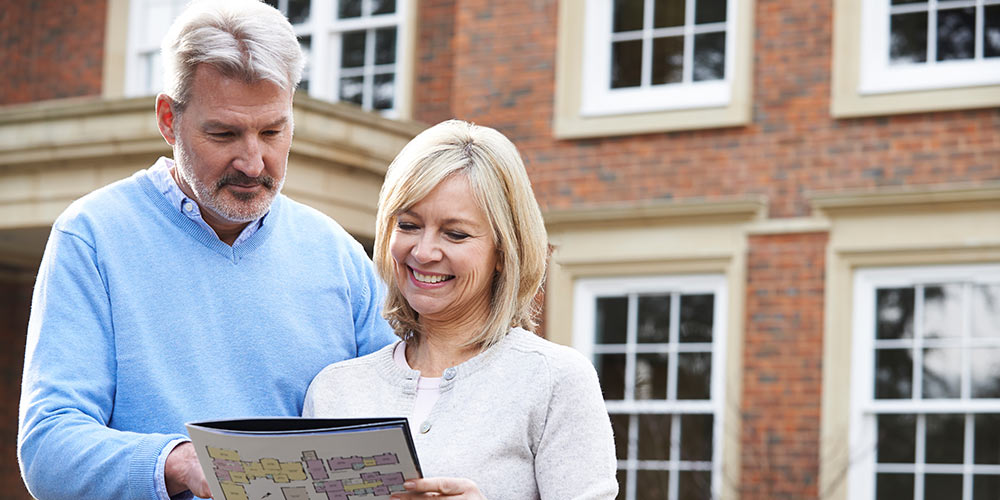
17;1;395;498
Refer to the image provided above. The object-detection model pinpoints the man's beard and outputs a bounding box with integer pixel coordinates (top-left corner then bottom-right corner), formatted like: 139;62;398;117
174;139;284;223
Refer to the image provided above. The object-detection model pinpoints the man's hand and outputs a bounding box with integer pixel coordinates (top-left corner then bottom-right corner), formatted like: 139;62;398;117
390;477;486;499
165;442;212;498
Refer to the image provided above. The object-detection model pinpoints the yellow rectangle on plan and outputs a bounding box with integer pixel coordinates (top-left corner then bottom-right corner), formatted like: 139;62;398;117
207;446;241;461
220;482;249;500
261;458;281;471
230;471;249;484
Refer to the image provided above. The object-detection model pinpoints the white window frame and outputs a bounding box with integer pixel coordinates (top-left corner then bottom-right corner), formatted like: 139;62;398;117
849;264;1000;500
581;0;737;116
574;274;727;500
124;0;187;97
123;0;411;118
858;0;1000;95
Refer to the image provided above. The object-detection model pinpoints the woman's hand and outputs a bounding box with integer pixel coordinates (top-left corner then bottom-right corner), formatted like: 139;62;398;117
390;477;486;499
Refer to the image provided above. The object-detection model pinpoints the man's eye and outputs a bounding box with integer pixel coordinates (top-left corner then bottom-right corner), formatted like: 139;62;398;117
209;132;234;139
262;130;281;137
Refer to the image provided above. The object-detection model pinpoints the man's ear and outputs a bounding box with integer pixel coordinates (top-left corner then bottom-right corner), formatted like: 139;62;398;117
155;94;178;146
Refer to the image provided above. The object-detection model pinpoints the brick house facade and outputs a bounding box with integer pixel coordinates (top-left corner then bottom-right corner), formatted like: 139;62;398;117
2;1;998;499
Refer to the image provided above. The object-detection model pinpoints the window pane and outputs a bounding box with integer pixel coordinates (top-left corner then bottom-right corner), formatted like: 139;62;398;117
612;40;644;88
891;12;929;64
987;5;1000;58
638;294;671;343
971;348;1000;398
654;0;685;28
892;0;925;4
597;297;629;344
614;0;644;32
616;469;628;500
638;414;672;460
372;0;396;15
341;31;367;68
693;31;726;81
339;0;362;18
680;294;713;343
974;474;1000;499
636;353;669;400
610;414;631;460
375;28;396;65
373;73;394;110
926;414;965;464
695;0;727;24
596;354;627;400
680;414;713;461
926;474;963;499
678;352;712;399
877;288;915;340
936;7;975;61
652;36;684;85
878;413;916;463
339;76;363;105
924;284;962;339
637;470;670;500
971;284;1000;338
287;0;310;24
679;470;712;499
877;473;914;500
923;347;961;399
975;414;1000;465
875;348;913;399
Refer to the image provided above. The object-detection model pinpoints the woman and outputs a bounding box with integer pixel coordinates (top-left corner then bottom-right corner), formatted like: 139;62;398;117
303;120;617;499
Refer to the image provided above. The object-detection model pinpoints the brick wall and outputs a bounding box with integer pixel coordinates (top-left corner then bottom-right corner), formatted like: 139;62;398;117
0;1;106;106
741;233;827;499
414;0;1000;218
0;277;35;499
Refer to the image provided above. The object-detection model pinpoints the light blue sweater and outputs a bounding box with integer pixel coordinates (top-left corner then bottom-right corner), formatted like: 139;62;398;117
18;168;395;499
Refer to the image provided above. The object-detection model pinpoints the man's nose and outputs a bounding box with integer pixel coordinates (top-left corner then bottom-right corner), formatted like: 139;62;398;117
233;136;265;177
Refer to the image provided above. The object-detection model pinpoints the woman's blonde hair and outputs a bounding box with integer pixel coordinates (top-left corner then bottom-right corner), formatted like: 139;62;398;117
374;120;548;349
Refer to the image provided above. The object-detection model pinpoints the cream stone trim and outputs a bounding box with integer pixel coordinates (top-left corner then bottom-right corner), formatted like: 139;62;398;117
830;0;1000;118
103;0;130;99
553;0;755;138
0;95;421;241
544;198;757;499
816;184;1000;500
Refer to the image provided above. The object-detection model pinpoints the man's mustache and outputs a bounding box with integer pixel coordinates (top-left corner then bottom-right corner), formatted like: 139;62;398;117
215;171;275;191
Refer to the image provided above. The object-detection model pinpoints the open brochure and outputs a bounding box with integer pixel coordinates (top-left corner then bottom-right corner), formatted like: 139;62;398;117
186;417;422;500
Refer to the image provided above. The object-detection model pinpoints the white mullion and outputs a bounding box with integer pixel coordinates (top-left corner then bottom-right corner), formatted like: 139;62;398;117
961;283;972;400
669;413;681;500
362;27;375;110
627;413;639;500
667;293;681;401
641;0;654;88
963;413;973;500
929;0;939;64
976;0;985;60
625;294;638;401
915;285;926;400
683;0;696;83
916;414;926;500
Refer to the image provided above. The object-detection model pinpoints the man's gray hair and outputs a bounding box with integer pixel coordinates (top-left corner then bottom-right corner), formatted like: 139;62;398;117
161;0;304;111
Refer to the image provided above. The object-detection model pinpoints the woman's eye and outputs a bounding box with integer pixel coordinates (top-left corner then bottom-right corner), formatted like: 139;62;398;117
446;231;470;240
397;221;418;231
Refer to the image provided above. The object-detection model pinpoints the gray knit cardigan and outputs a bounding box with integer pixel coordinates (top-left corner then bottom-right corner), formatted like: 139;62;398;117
303;328;619;499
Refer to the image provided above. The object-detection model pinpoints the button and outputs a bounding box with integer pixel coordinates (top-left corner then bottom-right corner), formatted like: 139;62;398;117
420;421;431;434
183;202;194;212
443;368;457;380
